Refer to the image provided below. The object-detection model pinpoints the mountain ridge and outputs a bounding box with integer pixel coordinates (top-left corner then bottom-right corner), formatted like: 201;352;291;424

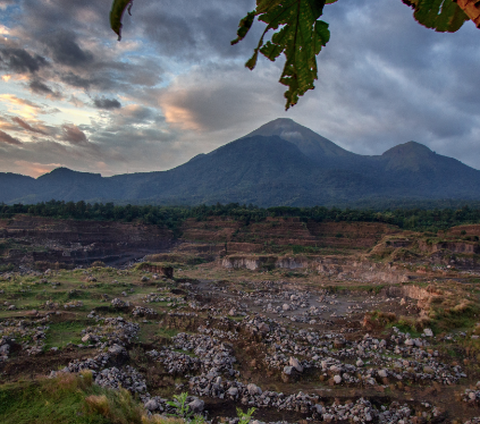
1;119;479;207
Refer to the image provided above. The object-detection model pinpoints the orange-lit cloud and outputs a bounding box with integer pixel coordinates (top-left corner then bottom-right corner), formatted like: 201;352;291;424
160;91;204;132
0;129;21;145
13;160;63;178
12;117;47;135
0;94;43;120
61;123;88;145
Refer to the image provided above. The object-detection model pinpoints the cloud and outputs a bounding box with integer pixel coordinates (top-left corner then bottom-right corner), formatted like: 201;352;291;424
12;160;63;178
61;124;89;145
28;78;59;97
0;130;22;145
159;62;284;132
0;46;48;74
0;94;46;119
134;0;258;60
93;97;121;109
12;117;47;135
0;0;15;10
0;0;479;179
44;30;94;68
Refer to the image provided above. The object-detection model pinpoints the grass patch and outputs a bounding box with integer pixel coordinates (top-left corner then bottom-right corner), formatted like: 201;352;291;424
430;302;480;333
0;371;179;424
44;321;86;349
138;323;179;344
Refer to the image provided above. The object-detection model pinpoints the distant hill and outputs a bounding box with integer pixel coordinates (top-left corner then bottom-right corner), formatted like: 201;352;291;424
2;118;480;207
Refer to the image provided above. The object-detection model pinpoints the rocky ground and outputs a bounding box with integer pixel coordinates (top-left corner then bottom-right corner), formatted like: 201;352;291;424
1;262;480;423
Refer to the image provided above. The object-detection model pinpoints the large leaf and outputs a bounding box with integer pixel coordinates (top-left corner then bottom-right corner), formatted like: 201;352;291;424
233;0;335;110
402;0;468;32
110;0;134;40
454;0;480;27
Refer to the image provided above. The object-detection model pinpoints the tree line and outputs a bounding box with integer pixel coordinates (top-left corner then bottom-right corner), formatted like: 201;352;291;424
2;200;480;235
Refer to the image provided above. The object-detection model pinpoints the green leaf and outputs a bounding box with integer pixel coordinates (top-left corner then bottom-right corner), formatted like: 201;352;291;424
231;11;256;45
110;0;134;40
238;0;331;110
402;0;468;32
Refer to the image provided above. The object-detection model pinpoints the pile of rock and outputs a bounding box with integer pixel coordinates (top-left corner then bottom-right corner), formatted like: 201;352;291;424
153;332;238;378
147;348;201;374
111;298;131;309
132;305;158;318
245;318;464;387
0;318;49;357
95;365;148;394
80;316;139;349
463;382;480;404
63;300;84;309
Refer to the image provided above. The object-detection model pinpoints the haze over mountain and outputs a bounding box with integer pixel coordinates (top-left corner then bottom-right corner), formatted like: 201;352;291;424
1;118;480;207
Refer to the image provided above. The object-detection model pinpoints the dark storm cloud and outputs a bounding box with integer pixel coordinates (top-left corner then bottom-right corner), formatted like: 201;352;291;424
29;78;56;96
3;1;164;94
61;124;89;145
137;0;258;59
19;0;109;36
0;130;22;145
0;47;48;74
12;117;47;135
44;30;93;68
93;97;122;110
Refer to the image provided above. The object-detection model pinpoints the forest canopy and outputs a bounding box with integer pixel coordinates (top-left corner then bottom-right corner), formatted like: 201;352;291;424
3;201;480;234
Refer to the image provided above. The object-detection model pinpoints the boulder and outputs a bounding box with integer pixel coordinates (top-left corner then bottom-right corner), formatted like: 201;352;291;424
289;357;303;373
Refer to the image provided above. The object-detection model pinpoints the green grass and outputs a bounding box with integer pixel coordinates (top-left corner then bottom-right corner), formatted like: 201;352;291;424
44;321;87;349
0;373;108;424
0;372;176;424
430;303;480;333
137;323;178;344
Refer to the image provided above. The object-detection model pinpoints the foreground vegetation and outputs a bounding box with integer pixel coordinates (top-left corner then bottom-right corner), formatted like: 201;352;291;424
0;371;182;424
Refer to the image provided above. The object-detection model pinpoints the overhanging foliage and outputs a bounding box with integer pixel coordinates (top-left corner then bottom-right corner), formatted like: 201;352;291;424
109;0;477;109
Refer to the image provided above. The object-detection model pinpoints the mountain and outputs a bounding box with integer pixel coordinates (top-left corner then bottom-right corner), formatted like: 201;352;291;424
242;118;357;166
1;118;480;207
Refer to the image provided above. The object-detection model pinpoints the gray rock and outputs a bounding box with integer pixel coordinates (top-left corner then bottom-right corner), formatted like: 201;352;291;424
107;344;129;366
289;357;303;373
188;398;204;413
247;383;262;396
423;328;434;337
144;399;159;411
81;334;94;343
257;322;270;333
227;387;238;397
378;369;388;378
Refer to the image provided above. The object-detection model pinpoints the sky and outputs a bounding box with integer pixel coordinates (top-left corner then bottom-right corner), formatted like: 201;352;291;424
0;0;479;178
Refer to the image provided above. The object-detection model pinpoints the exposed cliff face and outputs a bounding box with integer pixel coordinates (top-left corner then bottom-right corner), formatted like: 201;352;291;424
418;239;480;254
221;254;413;282
4;214;480;275
316;260;412;283
222;255;310;270
180;217;394;254
0;215;175;268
